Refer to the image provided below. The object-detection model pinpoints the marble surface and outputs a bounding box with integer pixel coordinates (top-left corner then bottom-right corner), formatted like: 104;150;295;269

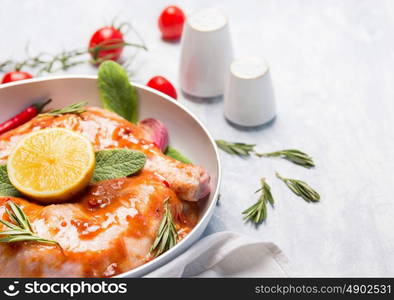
1;0;393;277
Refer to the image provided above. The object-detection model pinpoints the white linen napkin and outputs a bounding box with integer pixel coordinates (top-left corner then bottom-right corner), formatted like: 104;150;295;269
145;231;292;277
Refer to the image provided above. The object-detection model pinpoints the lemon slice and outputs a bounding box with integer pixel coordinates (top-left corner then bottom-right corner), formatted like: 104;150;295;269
7;128;95;203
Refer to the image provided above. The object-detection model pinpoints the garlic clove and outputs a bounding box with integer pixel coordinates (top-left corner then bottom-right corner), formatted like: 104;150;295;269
139;118;169;152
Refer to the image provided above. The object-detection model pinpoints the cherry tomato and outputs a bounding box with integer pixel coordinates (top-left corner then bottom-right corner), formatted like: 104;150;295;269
1;71;33;84
89;26;124;62
147;76;178;99
158;6;185;41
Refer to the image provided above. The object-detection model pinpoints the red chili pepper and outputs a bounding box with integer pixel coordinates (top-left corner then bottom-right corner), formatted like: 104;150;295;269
0;99;52;135
162;180;170;188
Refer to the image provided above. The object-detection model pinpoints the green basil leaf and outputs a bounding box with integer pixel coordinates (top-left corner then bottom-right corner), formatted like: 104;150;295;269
92;149;146;182
0;165;21;197
97;61;138;123
165;146;192;164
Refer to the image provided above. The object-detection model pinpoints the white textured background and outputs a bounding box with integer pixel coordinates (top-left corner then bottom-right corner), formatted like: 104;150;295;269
1;0;394;276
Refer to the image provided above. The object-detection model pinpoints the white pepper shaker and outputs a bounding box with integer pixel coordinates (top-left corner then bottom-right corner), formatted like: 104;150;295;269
224;57;276;127
179;8;233;98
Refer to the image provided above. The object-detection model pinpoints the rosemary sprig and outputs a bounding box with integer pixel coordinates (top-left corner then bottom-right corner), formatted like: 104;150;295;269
40;101;87;116
0;201;58;245
215;140;256;157
0;22;148;75
36;49;87;74
2;43;147;75
0;60;13;73
276;172;320;202
242;178;274;224
150;197;178;257
89;41;148;64
215;139;315;168
2;49;87;75
256;149;315;168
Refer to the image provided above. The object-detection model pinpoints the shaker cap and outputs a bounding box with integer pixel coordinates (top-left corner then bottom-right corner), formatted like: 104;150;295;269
224;56;276;127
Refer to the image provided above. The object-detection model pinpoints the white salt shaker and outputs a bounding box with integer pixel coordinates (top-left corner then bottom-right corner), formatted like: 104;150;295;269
180;8;233;98
224;57;276;127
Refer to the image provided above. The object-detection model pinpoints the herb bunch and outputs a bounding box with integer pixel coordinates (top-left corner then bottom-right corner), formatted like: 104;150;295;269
215;139;321;223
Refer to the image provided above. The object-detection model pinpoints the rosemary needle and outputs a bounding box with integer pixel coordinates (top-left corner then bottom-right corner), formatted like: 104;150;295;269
276;172;320;203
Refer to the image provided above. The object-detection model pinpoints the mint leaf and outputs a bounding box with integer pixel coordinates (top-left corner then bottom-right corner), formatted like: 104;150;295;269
0;165;21;197
92;149;146;182
98;61;138;123
165;146;192;164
